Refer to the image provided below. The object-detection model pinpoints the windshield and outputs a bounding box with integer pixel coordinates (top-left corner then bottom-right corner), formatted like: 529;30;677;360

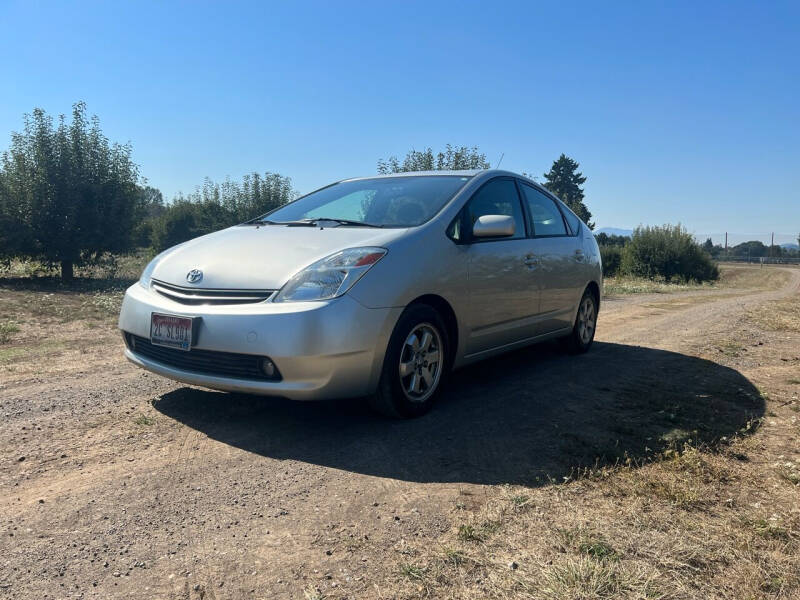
262;175;472;227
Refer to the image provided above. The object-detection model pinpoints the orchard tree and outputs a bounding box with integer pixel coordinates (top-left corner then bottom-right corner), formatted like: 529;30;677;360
151;171;294;251
0;102;140;280
377;144;490;174
542;154;594;229
132;185;166;247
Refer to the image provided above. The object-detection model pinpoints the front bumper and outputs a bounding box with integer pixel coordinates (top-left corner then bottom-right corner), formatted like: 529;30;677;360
118;283;402;400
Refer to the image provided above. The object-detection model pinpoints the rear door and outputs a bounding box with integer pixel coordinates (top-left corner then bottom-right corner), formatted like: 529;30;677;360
518;183;586;334
461;178;540;355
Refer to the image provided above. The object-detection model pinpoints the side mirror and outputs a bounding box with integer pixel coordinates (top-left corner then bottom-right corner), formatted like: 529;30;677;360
472;214;516;238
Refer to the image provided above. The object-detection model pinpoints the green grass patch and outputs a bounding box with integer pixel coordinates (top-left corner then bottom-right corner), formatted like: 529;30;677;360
133;414;155;426
558;528;619;562
0;321;20;344
399;563;425;580
457;524;482;542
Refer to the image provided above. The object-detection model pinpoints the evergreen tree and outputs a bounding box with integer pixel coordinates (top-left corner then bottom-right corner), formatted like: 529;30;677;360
542;154;594;229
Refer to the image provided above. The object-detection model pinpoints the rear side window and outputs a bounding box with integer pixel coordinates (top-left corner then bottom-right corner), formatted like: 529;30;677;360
558;200;583;236
463;178;526;240
520;184;567;237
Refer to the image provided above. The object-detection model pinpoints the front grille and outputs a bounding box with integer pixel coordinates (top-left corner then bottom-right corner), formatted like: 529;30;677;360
151;279;275;305
125;334;281;381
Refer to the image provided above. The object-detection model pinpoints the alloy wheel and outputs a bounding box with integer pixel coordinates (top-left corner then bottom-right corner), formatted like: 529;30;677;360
577;296;596;345
398;323;443;403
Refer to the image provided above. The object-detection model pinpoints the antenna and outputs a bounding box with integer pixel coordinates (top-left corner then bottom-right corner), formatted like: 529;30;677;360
495;152;504;169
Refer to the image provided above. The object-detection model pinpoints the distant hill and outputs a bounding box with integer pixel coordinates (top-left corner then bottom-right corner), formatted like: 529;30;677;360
595;227;633;237
781;243;799;250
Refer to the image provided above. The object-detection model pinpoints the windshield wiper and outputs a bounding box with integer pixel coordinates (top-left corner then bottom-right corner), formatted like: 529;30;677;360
307;217;383;228
261;217;382;228
249;218;316;226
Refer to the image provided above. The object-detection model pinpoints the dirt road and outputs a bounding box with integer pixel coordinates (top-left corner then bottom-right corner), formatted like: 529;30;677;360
1;265;799;599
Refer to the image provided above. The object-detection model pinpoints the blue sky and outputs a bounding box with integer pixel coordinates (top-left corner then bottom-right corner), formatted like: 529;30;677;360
1;0;798;242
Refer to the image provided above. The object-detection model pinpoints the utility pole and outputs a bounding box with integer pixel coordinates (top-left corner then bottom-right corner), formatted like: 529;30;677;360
771;232;774;260
724;232;728;255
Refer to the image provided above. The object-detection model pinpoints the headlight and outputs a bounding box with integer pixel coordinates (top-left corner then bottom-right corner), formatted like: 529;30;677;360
273;247;387;303
139;248;174;288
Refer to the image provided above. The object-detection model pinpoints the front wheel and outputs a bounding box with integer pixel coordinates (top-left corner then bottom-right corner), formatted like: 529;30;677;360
564;290;598;354
369;304;449;418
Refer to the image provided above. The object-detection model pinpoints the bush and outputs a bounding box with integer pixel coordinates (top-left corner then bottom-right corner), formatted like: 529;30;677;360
151;202;209;251
620;224;719;282
600;245;623;277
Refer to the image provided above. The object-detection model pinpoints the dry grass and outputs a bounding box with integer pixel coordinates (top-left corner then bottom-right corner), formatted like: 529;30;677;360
387;437;800;599
0;269;143;382
0;252;149;370
0;320;20;343
603;276;715;295
746;296;800;332
716;264;793;291
604;265;791;296
0;251;150;281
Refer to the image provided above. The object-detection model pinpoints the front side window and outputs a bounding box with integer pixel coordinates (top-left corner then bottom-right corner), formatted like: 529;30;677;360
264;176;471;227
461;178;525;241
520;184;567;237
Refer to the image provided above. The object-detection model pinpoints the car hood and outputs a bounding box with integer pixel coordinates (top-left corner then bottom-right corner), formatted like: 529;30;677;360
150;224;409;290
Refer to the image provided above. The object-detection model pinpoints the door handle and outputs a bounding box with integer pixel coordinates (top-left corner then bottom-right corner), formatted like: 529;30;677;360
574;249;585;262
523;253;539;268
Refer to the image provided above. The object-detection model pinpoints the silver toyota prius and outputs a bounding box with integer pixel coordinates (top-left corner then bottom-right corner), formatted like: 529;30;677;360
119;170;602;417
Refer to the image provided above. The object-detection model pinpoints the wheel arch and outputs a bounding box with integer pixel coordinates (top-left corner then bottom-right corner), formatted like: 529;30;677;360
585;280;601;310
407;294;459;370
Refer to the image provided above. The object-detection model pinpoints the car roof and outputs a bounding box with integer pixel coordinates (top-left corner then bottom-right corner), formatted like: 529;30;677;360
342;168;547;182
342;169;485;182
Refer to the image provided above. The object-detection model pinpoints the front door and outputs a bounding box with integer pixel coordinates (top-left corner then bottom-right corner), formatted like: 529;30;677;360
463;178;540;355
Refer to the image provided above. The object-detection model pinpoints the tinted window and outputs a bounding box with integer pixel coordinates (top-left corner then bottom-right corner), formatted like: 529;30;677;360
558;200;583;235
265;176;470;227
521;184;567;236
463;179;525;240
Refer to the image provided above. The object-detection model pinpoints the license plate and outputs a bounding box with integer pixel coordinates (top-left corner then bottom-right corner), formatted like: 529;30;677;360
150;313;194;351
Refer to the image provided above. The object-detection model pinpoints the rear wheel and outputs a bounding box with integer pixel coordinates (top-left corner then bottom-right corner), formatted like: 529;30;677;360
369;304;448;418
564;289;597;354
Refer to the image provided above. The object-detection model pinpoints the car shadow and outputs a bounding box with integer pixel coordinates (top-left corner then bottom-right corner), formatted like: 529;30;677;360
153;341;765;486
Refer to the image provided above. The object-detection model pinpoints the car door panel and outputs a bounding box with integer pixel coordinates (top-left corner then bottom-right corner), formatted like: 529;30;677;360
518;183;586;335
530;236;584;333
462;178;540;355
466;239;540;354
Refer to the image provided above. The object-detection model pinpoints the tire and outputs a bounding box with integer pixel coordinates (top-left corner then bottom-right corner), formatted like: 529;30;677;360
369;304;449;418
564;289;598;354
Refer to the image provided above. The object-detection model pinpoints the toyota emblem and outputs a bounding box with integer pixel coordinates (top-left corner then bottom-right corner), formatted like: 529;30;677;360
186;269;203;284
